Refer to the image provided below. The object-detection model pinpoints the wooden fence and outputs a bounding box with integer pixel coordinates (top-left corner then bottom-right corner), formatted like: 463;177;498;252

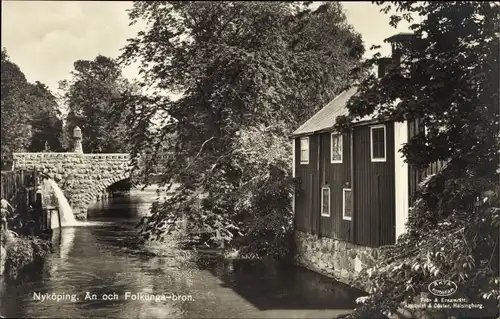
409;160;446;201
1;169;38;203
1;168;53;235
407;118;447;200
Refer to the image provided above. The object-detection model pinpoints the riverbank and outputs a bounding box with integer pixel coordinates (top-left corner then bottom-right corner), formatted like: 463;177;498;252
0;229;50;280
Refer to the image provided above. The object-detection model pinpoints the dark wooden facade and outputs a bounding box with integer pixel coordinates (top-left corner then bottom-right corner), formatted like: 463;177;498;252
294;132;352;241
294;135;318;235
291;33;445;249
294;117;448;248
294;121;396;248
353;122;396;247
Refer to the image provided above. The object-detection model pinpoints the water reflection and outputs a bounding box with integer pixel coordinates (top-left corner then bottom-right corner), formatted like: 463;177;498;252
0;188;365;318
53;227;76;261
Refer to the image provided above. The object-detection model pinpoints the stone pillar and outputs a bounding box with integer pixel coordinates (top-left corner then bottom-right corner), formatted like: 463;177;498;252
73;126;83;154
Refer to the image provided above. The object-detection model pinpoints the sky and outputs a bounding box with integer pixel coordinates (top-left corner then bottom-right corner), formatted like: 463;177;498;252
1;1;413;95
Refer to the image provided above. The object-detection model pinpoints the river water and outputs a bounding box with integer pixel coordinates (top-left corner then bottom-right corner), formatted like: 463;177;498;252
0;187;364;318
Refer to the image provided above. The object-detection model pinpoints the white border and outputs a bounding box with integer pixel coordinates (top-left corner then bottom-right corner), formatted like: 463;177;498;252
330;133;343;163
342;188;352;220
320;186;330;217
300;137;309;164
370;125;387;162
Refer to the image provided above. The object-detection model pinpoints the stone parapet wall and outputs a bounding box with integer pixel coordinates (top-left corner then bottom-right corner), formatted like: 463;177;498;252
13;152;130;161
294;230;378;292
13;152;132;220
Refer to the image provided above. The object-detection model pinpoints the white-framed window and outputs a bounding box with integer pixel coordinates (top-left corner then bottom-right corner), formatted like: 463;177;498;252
343;188;352;221
321;186;331;217
300;137;309;164
331;133;343;163
370;125;386;162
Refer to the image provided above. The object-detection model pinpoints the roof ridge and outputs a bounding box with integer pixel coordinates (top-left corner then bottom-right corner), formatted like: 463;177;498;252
292;86;358;137
295;88;350;131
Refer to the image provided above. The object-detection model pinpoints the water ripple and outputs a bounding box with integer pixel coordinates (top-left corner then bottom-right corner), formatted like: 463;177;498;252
0;193;365;319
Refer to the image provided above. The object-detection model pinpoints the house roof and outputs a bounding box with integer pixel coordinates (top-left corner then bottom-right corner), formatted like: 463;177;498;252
291;86;359;137
384;32;416;43
291;33;414;138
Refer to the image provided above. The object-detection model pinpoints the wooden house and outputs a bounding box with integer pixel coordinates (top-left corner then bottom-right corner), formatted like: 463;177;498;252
291;33;442;249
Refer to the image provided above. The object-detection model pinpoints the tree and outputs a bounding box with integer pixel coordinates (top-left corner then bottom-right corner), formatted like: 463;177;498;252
1;49;33;163
334;2;499;318
60;55;135;153
1;49;64;166
120;1;364;257
26;82;64;152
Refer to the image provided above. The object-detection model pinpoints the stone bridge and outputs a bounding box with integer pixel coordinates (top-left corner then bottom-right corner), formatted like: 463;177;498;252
12;127;132;220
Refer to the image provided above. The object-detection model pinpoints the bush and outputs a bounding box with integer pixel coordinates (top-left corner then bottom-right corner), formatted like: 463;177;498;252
5;236;50;280
234;174;295;261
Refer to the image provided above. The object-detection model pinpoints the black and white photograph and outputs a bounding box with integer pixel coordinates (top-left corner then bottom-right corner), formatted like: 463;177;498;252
0;1;499;318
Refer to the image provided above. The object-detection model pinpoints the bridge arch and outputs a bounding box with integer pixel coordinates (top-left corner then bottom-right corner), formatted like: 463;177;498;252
12;152;132;220
80;172;131;209
11;127;133;220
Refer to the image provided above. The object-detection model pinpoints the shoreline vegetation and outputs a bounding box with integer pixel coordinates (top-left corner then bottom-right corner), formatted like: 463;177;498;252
0;199;51;281
0;227;51;280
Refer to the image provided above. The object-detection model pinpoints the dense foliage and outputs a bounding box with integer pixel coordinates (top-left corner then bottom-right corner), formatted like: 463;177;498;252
334;2;499;318
59;55;136;153
1;229;50;280
26;82;64;152
1;49;64;166
119;1;364;258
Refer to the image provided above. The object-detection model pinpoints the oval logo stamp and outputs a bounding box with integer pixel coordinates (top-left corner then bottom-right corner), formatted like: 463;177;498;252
428;279;458;296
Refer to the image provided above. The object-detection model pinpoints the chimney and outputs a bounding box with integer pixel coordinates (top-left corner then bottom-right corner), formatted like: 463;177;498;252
384;32;416;66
